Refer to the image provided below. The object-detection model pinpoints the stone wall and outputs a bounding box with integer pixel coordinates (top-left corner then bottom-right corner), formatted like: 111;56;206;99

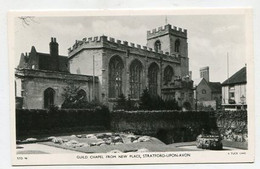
68;35;193;109
110;110;216;144
110;110;247;144
215;111;247;142
15;69;99;109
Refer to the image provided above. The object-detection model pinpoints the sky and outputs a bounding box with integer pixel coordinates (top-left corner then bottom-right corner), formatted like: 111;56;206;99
14;14;247;83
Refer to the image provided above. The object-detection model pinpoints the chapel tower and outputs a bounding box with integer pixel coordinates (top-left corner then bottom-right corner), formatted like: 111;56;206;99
146;24;189;77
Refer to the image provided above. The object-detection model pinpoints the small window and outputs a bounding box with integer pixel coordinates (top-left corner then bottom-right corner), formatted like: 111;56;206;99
229;85;235;90
202;89;206;94
154;40;161;52
175;39;180;52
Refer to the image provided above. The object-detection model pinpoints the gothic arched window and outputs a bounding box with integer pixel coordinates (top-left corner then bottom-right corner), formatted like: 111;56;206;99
164;66;174;85
129;59;143;99
44;88;55;108
109;56;124;98
154;40;161;52
148;62;159;97
175;39;180;52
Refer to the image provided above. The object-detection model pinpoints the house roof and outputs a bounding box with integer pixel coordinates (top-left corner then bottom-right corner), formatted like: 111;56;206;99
193;77;221;93
208;82;222;93
222;67;247;86
37;52;69;72
18;46;69;72
193;78;203;87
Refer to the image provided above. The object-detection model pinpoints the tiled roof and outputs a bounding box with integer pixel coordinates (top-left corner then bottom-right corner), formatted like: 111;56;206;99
208;82;221;93
222;67;247;86
18;46;69;73
38;52;69;72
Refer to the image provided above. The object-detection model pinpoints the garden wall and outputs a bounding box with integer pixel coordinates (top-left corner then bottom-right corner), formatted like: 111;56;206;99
110;110;247;144
215;111;247;142
16;107;110;138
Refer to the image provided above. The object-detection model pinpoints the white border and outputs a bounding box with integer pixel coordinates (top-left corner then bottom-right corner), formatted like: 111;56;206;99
7;8;255;166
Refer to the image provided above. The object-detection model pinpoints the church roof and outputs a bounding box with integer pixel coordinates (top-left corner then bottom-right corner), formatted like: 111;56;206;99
222;67;247;86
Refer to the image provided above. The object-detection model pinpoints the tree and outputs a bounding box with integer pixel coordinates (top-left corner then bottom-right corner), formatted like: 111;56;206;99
164;98;180;110
18;16;38;27
139;88;152;110
61;84;90;109
114;94;127;110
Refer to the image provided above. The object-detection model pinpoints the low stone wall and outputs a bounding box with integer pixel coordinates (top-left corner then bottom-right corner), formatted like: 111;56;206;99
215;111;247;142
110;110;247;144
110;110;216;144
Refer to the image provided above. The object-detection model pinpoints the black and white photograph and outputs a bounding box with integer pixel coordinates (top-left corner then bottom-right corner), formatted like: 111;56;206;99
8;9;254;165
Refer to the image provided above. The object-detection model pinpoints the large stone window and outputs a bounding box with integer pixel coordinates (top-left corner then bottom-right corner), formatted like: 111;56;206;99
44;88;55;108
154;40;161;52
164;66;174;85
129;59;143;99
148;62;159;97
175;39;180;52
109;56;124;98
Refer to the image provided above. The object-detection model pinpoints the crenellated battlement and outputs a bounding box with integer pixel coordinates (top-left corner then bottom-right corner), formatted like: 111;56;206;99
68;35;180;62
147;24;187;40
68;36;104;53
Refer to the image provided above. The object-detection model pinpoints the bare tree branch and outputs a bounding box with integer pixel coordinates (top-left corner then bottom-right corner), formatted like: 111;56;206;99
18;16;38;27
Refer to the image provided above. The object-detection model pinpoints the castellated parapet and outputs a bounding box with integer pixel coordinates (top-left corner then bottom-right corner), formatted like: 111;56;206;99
68;35;180;63
147;24;187;40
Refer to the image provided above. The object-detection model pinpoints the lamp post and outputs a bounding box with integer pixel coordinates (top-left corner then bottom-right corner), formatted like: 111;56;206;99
240;95;246;110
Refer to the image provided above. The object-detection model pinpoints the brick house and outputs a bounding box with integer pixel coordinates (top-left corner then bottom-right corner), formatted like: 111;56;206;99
193;67;222;110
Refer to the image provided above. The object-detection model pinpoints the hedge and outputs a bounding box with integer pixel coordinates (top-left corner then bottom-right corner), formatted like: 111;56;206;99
111;110;213;123
16;107;110;137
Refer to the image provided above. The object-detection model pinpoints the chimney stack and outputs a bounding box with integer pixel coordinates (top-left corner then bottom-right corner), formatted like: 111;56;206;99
49;37;59;71
50;37;59;57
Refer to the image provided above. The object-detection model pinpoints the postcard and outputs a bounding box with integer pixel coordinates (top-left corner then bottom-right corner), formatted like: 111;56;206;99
8;8;254;165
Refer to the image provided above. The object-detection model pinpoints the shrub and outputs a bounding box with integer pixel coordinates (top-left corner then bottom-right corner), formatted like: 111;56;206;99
139;88;180;110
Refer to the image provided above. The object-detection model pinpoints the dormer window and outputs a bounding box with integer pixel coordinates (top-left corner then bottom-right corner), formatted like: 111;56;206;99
175;39;180;52
154;40;161;52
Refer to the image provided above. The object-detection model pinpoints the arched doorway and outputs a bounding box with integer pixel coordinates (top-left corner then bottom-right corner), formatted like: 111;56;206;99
44;88;55;108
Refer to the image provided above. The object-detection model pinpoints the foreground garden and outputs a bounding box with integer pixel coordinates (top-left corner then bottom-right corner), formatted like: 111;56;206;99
16;87;248;154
